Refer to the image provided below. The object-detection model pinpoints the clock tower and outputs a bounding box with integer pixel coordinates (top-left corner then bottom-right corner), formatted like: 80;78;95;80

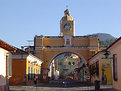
60;9;75;36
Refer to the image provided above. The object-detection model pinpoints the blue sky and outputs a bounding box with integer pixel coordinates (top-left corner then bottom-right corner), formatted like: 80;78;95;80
0;0;121;48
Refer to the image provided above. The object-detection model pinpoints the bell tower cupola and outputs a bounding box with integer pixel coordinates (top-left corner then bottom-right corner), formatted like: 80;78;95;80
60;9;75;36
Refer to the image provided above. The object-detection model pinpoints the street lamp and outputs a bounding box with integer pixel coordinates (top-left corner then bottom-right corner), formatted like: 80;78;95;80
103;51;110;59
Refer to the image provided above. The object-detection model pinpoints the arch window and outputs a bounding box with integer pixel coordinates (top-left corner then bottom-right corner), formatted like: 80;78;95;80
68;62;71;65
66;39;70;45
72;62;75;65
64;35;72;46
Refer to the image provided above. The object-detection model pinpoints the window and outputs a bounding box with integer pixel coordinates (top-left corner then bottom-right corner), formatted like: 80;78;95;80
113;54;118;81
6;55;9;77
72;62;75;65
28;67;31;80
38;70;40;74
89;65;92;76
92;64;96;75
66;39;70;45
96;61;99;76
68;62;71;65
31;67;34;79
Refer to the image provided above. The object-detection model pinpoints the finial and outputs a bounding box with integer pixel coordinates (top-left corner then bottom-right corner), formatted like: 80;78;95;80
64;9;70;16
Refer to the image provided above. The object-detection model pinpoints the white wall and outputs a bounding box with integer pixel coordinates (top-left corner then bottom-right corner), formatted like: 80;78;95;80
0;47;12;86
0;48;7;86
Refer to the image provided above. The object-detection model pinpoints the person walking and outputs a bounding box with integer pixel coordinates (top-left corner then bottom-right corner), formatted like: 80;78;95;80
34;77;37;85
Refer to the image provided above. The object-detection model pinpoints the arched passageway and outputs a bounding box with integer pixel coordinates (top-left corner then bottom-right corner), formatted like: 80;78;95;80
48;52;89;81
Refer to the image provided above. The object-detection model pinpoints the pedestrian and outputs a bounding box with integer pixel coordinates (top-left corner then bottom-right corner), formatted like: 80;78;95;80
34;77;37;85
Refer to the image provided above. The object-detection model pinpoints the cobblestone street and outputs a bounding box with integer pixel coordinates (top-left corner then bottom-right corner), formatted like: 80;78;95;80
9;80;115;91
10;85;116;91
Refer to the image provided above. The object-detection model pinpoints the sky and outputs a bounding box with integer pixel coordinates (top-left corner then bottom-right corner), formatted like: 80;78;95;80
0;0;121;48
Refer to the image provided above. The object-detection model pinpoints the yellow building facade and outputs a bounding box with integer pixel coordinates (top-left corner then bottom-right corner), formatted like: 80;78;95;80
34;9;99;81
9;49;43;85
89;37;121;90
106;37;121;90
88;51;112;84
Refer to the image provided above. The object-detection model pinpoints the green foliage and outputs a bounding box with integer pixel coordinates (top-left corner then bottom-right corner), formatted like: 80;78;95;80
100;38;117;47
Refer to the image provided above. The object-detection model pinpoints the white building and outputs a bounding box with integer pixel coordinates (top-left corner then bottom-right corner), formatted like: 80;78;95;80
0;40;16;91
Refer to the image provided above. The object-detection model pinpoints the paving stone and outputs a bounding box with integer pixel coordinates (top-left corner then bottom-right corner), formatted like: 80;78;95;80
9;80;119;91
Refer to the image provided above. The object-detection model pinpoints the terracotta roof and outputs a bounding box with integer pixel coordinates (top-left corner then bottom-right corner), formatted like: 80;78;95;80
0;39;16;51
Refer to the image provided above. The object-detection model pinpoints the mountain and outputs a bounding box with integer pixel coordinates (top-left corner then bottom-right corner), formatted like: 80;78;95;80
90;33;116;41
88;33;117;47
